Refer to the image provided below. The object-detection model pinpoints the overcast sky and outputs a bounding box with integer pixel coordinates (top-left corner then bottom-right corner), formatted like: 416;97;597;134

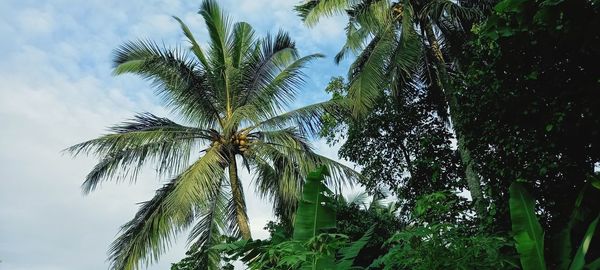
0;1;355;269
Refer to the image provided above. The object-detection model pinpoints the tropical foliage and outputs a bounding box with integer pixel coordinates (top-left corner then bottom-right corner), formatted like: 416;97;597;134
67;1;360;269
215;166;374;270
70;0;600;269
295;0;491;217
509;182;600;270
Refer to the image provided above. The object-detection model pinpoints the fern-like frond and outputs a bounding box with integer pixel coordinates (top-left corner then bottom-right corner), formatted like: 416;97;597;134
65;113;209;194
113;40;221;127
107;147;226;270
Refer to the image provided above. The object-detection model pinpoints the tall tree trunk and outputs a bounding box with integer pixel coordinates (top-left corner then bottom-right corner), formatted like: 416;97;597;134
422;22;487;218
228;153;252;240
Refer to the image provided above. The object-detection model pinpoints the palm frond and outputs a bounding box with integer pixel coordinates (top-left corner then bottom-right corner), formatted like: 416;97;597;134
65;113;209;194
334;21;370;64
229;22;256;69
108;147;226;270
186;179;231;270
421;0;483;24
247;147;304;222
112;40;221;127
388;2;423;98
253;128;313;153
347;27;395;117
296;0;353;27
224;53;325;133
237;30;299;110
252;99;348;137
199;0;231;70
172;16;211;70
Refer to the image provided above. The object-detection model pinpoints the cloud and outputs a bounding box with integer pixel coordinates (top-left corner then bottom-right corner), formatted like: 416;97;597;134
0;1;354;269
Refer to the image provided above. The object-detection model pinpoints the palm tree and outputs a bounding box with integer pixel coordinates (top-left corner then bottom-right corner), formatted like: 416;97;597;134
295;0;488;217
67;1;359;269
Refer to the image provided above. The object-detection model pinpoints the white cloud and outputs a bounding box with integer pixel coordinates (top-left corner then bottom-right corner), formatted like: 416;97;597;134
17;8;55;35
0;1;353;269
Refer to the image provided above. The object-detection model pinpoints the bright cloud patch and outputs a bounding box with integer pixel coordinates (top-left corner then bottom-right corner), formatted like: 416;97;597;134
0;0;352;269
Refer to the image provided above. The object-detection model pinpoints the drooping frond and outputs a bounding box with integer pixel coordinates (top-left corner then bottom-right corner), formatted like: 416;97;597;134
253;99;348;137
252;134;360;193
248;145;305;222
65;113;209;194
245;128;318;221
345;191;370;207
108;147;227;270
421;0;483;25
107;178;193;270
112;40;221;127
388;2;423;98
334;20;370;64
347;27;395;117
296;0;353;27
186;179;232;270
349;0;391;31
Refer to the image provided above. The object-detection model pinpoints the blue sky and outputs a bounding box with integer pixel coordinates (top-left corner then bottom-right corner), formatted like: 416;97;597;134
0;1;355;269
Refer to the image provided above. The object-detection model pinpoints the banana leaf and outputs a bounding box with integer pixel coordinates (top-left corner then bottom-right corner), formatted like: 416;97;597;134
509;182;547;270
293;166;336;241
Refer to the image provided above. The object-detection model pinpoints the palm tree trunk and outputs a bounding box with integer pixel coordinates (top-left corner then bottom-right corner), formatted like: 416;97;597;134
228;153;252;240
422;22;487;218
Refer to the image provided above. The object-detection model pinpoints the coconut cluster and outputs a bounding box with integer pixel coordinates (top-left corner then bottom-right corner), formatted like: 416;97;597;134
392;3;404;17
232;132;250;153
209;132;252;154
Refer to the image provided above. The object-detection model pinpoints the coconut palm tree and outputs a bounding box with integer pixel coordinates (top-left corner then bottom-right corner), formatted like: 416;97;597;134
295;0;489;217
66;1;359;269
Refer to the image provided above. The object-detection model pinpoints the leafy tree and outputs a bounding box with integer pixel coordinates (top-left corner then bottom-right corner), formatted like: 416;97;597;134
459;0;600;260
370;191;515;270
296;0;492;217
66;1;359;269
320;77;467;222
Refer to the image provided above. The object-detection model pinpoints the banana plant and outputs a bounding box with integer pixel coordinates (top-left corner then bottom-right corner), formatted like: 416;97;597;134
216;166;373;270
509;182;600;270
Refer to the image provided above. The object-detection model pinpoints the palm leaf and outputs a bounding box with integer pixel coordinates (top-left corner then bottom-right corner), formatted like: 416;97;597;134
112;41;221;127
253;99;347;137
296;0;352;27
172;16;211;70
229;22;256;69
186;179;232;270
65;113;208;194
108;147;226;270
237;31;299;110
347;27;395;117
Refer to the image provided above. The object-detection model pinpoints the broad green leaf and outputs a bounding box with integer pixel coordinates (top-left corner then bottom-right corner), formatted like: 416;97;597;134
509;182;547;270
590;174;600;190
586;257;600;270
569;215;600;270
336;226;374;270
293;166;336;241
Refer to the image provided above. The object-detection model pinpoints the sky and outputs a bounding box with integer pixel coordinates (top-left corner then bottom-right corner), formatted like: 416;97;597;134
0;1;356;269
